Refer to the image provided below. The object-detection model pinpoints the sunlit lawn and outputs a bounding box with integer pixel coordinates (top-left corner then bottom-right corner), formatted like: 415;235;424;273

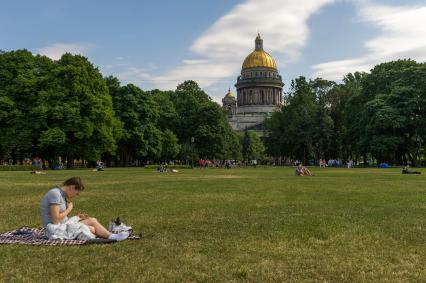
0;166;425;282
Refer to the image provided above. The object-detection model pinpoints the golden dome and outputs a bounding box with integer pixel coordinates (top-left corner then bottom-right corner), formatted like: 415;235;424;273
242;33;277;70
225;88;234;97
242;50;277;70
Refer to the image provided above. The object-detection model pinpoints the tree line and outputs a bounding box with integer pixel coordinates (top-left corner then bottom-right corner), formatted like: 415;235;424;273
1;50;424;167
266;60;426;166
0;50;253;168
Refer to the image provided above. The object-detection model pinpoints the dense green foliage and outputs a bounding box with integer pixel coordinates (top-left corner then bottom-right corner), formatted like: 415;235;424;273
266;60;426;166
0;167;425;281
0;50;121;167
356;60;426;165
0;51;239;167
170;81;240;160
240;128;265;162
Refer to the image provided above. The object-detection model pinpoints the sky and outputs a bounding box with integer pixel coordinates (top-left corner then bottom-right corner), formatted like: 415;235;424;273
1;0;426;103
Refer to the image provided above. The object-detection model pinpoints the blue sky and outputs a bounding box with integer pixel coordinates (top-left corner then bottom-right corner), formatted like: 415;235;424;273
1;0;426;102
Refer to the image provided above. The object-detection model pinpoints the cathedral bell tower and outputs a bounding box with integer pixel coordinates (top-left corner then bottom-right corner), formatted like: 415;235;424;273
222;88;236;116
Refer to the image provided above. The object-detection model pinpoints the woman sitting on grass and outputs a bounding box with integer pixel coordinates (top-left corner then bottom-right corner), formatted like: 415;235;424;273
295;164;313;176
40;177;129;241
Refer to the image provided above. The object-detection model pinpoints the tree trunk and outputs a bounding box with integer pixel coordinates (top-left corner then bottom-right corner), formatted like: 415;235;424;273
11;148;17;165
40;158;46;170
303;144;307;166
414;148;420;167
402;153;408;166
407;153;415;167
66;155;72;169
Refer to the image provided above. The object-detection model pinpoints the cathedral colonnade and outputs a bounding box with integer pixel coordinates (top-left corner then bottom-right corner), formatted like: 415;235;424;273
237;88;282;106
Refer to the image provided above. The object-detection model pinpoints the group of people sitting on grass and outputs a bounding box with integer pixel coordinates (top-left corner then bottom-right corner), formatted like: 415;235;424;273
157;165;179;173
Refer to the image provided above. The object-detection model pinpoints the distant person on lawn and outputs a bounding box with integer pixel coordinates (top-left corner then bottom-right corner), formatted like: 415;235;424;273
40;177;129;241
295;164;313;176
402;166;421;174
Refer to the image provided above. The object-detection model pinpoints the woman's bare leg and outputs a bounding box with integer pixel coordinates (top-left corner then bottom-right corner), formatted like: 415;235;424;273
88;226;95;234
80;217;112;238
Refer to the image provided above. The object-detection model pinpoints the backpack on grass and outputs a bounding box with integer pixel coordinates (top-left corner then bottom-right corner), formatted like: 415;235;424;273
108;217;133;235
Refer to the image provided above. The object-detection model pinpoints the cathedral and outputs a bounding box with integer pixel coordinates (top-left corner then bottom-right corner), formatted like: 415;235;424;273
222;34;284;133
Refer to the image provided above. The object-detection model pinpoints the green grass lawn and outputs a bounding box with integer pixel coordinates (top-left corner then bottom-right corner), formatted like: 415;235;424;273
0;167;425;282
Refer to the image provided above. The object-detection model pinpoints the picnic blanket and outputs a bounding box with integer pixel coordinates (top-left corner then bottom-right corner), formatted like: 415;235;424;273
0;227;141;246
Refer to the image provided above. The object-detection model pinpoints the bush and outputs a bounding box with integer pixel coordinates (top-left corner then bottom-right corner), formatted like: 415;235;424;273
0;165;39;171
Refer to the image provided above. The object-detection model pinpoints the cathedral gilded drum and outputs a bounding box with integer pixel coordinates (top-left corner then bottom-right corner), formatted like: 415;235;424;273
222;34;284;133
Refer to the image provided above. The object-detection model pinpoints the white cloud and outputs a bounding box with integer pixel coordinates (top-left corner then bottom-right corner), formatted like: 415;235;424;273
312;58;372;80
190;0;334;63
119;0;335;101
182;59;209;65
117;67;152;83
36;43;93;60
312;1;426;80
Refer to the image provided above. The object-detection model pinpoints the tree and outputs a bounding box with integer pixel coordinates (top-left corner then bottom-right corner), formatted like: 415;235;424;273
174;80;211;103
160;129;180;162
266;76;316;164
341;72;369;163
171;80;238;160
240;129;265;162
310;78;335;160
0;51;123;167
46;53;122;166
222;126;242;160
150;89;178;131
0;50;43;163
38;127;66;166
108;82;161;166
357;60;426;165
193;102;233;159
241;128;251;162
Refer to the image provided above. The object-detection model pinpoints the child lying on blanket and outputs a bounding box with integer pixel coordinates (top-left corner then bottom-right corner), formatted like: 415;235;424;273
40;177;129;241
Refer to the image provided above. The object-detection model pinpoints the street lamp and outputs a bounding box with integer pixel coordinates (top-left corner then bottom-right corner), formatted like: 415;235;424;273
190;136;195;168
